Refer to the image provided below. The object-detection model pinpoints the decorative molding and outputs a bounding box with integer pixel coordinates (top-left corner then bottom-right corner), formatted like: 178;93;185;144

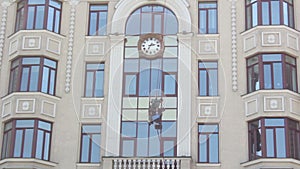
231;0;238;92
82;104;102;118
244;35;256;52
0;0;15;69
198;103;218;118
16;99;36;113
199;40;217;54
9;39;18;55
2;101;12;118
287;33;299;51
290;98;300;115
41;100;56;117
86;42;105;56
22;36;41;50
245;99;258;116
65;0;79;93
261;32;281;46
46;38;61;55
263;96;284;112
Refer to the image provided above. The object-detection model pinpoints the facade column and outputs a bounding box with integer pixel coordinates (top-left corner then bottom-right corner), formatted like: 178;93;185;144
105;34;125;156
177;32;193;156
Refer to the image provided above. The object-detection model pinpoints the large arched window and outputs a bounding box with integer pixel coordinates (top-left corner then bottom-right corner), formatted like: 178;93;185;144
121;5;178;157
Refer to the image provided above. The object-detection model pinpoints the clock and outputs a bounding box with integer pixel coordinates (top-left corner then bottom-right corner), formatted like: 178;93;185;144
138;34;164;58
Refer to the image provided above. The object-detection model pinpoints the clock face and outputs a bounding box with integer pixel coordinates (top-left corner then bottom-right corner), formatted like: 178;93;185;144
141;37;161;56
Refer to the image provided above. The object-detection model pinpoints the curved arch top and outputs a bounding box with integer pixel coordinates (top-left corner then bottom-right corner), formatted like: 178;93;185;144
111;0;192;34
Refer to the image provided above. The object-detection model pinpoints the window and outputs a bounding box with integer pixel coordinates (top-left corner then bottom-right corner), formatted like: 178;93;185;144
15;0;62;33
80;124;101;163
198;124;219;163
88;4;108;36
246;0;294;29
198;1;218;34
249;118;300;160
1;119;52;160
84;63;104;97
9;57;57;95
247;54;297;93
198;61;218;96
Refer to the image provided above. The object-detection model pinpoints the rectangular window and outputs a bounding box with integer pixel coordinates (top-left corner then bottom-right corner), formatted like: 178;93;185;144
198;61;218;96
15;0;62;33
8;57;57;95
88;4;108;36
198;1;218;34
85;63;105;97
198;124;219;163
248;118;300;160
80;124;101;163
1;119;52;161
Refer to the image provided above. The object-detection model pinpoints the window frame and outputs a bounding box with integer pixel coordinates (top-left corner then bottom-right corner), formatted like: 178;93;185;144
198;1;218;34
248;117;300;160
1;119;52;161
84;62;105;97
198;61;218;96
245;0;294;30
79;124;101;163
15;0;62;33
246;53;297;93
8;56;58;95
88;4;108;36
198;123;219;163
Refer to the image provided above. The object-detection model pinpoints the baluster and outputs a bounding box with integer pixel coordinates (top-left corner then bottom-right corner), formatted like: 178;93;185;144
128;159;132;169
161;159;165;169
114;159;118;169
176;160;180;169
166;159;170;169
124;159;129;169
147;159;152;169
119;159;123;169
132;159;136;169
152;159;156;169
137;159;141;169
143;159;147;169
171;159;175;169
156;159;161;169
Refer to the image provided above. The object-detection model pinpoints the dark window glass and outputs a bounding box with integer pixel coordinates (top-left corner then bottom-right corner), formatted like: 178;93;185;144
198;2;218;34
88;4;108;36
15;0;62;33
1;119;52;160
8;57;57;95
246;54;297;93
198;61;218;96
246;0;294;29
198;124;219;163
80;124;101;163
85;63;105;97
249;118;300;160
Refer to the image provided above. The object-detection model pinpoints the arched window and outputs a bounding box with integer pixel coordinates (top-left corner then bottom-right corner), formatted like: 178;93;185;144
121;5;178;157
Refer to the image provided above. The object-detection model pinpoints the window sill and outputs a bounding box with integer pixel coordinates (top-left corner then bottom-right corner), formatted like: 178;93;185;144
0;158;57;168
241;158;300;167
2;92;61;100
196;163;221;167
76;163;101;166
8;29;65;39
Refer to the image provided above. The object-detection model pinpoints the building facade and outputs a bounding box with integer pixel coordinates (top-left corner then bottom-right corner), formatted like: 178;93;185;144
0;0;300;169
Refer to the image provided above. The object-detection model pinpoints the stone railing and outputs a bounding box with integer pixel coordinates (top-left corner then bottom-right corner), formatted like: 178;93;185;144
103;157;191;169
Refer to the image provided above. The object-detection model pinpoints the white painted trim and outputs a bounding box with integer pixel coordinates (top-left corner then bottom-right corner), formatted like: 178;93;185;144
8;39;18;55
198;103;218;118
290;98;300;115
261;32;281;46
287;33;299;51
86;42;105;56
198;40;218;54
243;35;256;52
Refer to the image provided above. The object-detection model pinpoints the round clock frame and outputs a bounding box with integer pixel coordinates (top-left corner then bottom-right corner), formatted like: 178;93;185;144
138;33;164;59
